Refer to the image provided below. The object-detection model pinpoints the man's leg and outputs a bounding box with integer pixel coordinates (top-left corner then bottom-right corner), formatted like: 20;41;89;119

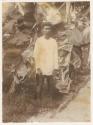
39;75;44;99
47;75;55;99
34;74;39;99
35;74;44;99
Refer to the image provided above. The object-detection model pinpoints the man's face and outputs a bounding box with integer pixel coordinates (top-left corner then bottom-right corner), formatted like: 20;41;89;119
42;26;51;36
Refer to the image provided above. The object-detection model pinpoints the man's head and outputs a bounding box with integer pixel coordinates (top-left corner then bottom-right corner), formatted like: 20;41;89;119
42;22;52;38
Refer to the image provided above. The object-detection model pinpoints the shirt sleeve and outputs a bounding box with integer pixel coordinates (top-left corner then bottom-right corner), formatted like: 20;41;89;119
33;39;41;69
54;41;59;69
33;40;38;58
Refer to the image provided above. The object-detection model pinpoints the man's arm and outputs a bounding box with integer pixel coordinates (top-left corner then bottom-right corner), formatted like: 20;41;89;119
33;40;39;60
53;41;59;77
33;40;42;74
54;41;59;70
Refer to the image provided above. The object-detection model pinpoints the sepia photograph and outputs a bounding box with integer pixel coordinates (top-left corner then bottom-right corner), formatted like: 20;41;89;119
2;1;90;122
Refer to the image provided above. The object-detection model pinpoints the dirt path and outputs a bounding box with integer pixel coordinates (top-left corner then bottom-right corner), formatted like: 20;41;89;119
27;82;90;122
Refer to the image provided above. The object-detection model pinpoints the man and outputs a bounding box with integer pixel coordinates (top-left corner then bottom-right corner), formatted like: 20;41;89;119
33;23;59;99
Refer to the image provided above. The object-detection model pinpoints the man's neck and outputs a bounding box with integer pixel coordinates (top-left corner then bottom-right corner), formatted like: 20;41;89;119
44;35;50;40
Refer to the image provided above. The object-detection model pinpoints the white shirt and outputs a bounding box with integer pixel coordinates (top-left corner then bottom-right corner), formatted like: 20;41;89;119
33;36;58;75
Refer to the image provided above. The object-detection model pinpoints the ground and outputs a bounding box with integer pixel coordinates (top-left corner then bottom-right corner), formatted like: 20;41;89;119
3;73;90;122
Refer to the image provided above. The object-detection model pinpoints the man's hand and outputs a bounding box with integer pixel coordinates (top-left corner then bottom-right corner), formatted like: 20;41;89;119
37;68;42;75
52;69;59;76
